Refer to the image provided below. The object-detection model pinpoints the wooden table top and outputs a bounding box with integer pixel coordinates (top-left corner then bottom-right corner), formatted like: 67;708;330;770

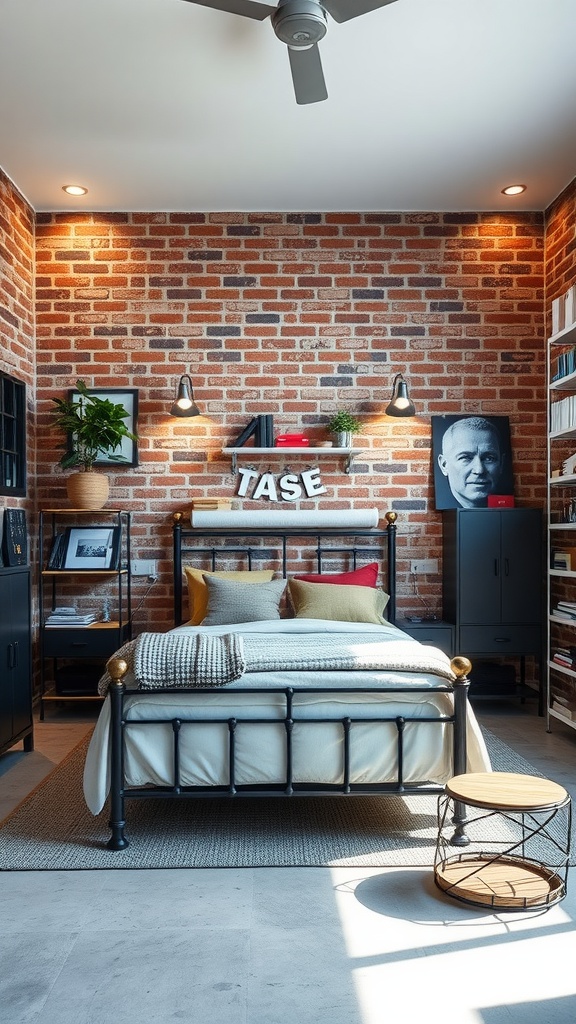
445;772;569;811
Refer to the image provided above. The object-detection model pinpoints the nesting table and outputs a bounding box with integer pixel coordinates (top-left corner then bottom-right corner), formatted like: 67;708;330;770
435;772;571;910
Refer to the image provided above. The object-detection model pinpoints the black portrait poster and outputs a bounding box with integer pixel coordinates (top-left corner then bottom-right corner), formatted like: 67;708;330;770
431;415;514;510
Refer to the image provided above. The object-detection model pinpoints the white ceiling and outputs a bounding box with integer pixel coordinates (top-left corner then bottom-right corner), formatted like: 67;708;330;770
1;0;576;213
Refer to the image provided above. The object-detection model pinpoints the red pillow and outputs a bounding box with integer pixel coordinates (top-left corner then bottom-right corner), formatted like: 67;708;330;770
293;562;379;588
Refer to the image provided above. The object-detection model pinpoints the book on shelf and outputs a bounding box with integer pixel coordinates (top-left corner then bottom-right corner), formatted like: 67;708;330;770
552;700;576;720
191;499;232;511
228;417;258;448
552;608;576;620
552;547;576;570
552;296;565;336
255;414;274;447
552;654;575;669
46;533;66;569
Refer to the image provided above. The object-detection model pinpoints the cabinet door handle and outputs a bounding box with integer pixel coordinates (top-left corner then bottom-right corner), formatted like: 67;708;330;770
494;559;499;576
13;641;19;666
7;643;14;669
494;637;511;644
504;558;510;576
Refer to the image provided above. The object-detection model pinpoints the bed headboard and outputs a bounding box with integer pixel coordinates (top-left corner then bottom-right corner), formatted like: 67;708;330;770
172;511;398;627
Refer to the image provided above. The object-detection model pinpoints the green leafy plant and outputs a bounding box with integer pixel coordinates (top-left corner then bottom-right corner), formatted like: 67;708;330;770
52;380;137;471
327;411;363;435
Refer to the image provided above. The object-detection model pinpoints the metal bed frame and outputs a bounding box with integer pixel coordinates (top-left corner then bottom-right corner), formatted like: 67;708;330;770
105;512;471;850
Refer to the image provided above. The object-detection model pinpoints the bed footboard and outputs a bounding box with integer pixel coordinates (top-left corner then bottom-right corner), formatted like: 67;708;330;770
104;655;472;852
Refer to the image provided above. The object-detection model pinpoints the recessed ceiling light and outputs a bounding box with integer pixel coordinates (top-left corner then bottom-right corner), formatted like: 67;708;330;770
62;184;88;196
501;184;527;196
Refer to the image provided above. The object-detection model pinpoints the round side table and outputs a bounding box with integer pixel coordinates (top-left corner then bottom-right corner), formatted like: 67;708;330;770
435;772;571;911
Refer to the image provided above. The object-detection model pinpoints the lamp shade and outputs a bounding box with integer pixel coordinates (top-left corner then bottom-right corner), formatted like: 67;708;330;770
170;374;200;417
385;373;416;417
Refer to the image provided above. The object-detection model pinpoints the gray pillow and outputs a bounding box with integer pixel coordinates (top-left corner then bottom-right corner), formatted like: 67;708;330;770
202;575;286;626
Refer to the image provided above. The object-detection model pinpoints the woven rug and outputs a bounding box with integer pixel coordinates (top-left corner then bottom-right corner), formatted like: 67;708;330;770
0;730;565;871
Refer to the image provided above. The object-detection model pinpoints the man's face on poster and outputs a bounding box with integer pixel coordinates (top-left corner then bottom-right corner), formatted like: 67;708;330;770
437;420;503;508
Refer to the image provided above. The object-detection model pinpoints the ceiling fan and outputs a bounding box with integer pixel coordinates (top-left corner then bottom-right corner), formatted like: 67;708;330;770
181;0;399;105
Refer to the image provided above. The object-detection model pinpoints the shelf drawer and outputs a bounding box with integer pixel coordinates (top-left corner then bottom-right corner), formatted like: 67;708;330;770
42;627;128;658
397;621;454;657
459;625;541;656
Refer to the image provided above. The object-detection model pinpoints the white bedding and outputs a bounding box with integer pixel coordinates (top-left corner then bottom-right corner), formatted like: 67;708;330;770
83;619;491;814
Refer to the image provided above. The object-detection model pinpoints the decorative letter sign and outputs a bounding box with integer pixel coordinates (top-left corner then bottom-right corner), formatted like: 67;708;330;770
236;466;327;502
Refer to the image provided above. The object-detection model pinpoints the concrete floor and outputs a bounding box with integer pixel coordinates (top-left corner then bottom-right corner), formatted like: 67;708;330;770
1;697;576;1024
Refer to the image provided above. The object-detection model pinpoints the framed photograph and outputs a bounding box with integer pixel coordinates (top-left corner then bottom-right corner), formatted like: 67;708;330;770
62;526;120;570
67;387;138;467
431;415;514;510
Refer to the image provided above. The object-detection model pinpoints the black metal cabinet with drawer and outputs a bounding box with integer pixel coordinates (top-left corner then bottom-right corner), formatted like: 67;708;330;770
442;508;543;708
39;509;132;718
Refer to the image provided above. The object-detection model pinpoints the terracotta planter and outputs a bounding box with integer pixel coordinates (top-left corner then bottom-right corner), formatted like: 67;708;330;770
66;471;110;510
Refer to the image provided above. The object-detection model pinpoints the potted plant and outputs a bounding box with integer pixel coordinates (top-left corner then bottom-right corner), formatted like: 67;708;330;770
51;379;138;509
327;411;363;449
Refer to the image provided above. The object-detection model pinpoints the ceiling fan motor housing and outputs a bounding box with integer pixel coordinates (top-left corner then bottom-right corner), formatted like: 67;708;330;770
272;1;328;48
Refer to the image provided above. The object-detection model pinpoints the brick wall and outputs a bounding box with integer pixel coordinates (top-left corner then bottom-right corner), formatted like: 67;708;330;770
0;167;35;513
34;210;546;631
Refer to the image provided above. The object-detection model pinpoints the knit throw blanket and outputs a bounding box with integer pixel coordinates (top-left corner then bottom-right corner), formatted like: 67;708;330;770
98;631;455;695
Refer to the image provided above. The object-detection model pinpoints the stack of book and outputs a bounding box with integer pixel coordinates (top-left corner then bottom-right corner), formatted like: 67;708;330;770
45;608;98;628
552;647;576;670
551;694;576;720
190;499;232;512
553;600;576;621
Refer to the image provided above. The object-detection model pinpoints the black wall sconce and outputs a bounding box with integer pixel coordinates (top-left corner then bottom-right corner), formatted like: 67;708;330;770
170;374;201;417
385;373;416;418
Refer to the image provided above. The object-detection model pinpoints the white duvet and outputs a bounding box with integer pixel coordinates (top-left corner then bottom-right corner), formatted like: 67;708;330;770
83;619;491;814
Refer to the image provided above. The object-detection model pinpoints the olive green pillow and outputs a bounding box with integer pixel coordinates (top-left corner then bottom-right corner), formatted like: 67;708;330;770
287;578;389;624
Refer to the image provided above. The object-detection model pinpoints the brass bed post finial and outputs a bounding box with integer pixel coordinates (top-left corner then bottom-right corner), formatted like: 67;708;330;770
173;511;184;524
450;656;472;681
108;658;129;688
385;511;398;526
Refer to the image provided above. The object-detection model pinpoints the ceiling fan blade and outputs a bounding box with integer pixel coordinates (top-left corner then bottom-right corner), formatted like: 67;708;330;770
288;44;328;105
322;0;398;25
179;0;276;21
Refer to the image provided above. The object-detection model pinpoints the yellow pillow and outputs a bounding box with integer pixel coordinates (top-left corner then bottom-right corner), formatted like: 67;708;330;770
184;567;275;625
287;578;389;625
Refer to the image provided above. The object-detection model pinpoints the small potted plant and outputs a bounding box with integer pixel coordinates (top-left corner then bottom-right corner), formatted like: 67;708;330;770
327;411;363;449
51;379;137;509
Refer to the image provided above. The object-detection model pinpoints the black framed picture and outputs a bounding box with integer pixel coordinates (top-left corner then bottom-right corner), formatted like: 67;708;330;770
431;415;514;510
0;371;26;497
67;387;138;467
61;526;120;570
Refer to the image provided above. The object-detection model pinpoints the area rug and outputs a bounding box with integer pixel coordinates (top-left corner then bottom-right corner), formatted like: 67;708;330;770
0;730;565;871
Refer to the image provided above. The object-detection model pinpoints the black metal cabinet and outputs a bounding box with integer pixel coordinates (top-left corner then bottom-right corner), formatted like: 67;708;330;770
39;509;132;718
0;565;33;754
442;509;543;702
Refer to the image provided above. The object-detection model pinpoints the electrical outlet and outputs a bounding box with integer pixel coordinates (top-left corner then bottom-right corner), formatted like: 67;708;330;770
410;559;439;575
131;559;157;577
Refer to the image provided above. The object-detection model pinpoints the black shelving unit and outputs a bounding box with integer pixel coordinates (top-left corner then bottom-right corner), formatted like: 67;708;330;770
39;509;132;719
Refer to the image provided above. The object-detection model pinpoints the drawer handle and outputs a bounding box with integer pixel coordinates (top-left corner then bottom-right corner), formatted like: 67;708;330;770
493;637;511;644
70;642;89;648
